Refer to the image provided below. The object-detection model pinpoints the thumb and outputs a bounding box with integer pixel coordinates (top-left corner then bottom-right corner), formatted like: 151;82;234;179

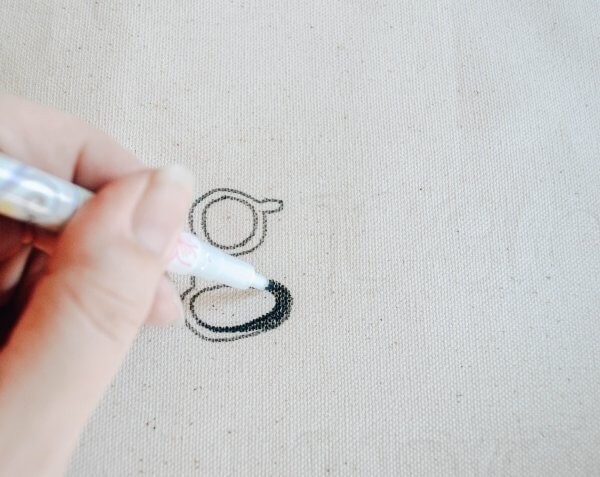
0;166;192;475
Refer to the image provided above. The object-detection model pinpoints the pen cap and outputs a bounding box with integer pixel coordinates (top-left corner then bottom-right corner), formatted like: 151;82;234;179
0;153;93;231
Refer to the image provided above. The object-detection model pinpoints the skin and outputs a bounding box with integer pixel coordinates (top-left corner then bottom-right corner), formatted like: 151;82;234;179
0;96;193;476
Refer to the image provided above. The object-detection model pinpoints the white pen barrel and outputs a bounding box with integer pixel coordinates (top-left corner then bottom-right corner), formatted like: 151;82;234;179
0;153;92;231
168;232;268;289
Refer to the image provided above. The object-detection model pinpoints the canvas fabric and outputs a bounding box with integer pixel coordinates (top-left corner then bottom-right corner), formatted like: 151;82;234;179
1;1;600;475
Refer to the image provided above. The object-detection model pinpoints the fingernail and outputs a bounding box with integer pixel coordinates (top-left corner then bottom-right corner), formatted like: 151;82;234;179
133;166;193;255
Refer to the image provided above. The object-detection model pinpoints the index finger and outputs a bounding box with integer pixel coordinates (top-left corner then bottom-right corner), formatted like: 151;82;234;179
0;96;144;190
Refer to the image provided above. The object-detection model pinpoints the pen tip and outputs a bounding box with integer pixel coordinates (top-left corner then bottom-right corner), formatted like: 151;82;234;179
250;273;270;290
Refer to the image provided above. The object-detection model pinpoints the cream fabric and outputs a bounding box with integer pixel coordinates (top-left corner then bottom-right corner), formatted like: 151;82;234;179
2;1;600;475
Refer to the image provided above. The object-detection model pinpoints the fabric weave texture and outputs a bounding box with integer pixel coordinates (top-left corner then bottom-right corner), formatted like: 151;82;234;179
1;1;600;475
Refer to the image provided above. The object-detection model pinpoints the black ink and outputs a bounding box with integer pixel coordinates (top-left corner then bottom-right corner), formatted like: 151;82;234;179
182;188;292;342
202;195;259;251
184;281;293;342
188;188;283;257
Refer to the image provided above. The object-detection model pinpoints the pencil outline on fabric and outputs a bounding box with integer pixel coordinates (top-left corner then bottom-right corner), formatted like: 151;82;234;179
182;188;293;342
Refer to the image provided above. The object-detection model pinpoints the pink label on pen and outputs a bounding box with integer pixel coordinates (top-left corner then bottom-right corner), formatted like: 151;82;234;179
171;234;199;267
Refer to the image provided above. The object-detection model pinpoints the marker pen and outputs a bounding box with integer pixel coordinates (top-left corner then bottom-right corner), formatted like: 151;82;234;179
0;153;269;290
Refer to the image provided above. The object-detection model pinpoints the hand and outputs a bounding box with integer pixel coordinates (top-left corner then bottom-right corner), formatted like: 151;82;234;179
0;96;192;476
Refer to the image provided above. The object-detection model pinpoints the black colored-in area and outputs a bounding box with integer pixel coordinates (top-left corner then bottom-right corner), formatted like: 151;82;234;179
185;280;293;341
183;188;289;342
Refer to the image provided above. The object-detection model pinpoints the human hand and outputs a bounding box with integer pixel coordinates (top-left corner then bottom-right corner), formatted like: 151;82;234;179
0;96;192;476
